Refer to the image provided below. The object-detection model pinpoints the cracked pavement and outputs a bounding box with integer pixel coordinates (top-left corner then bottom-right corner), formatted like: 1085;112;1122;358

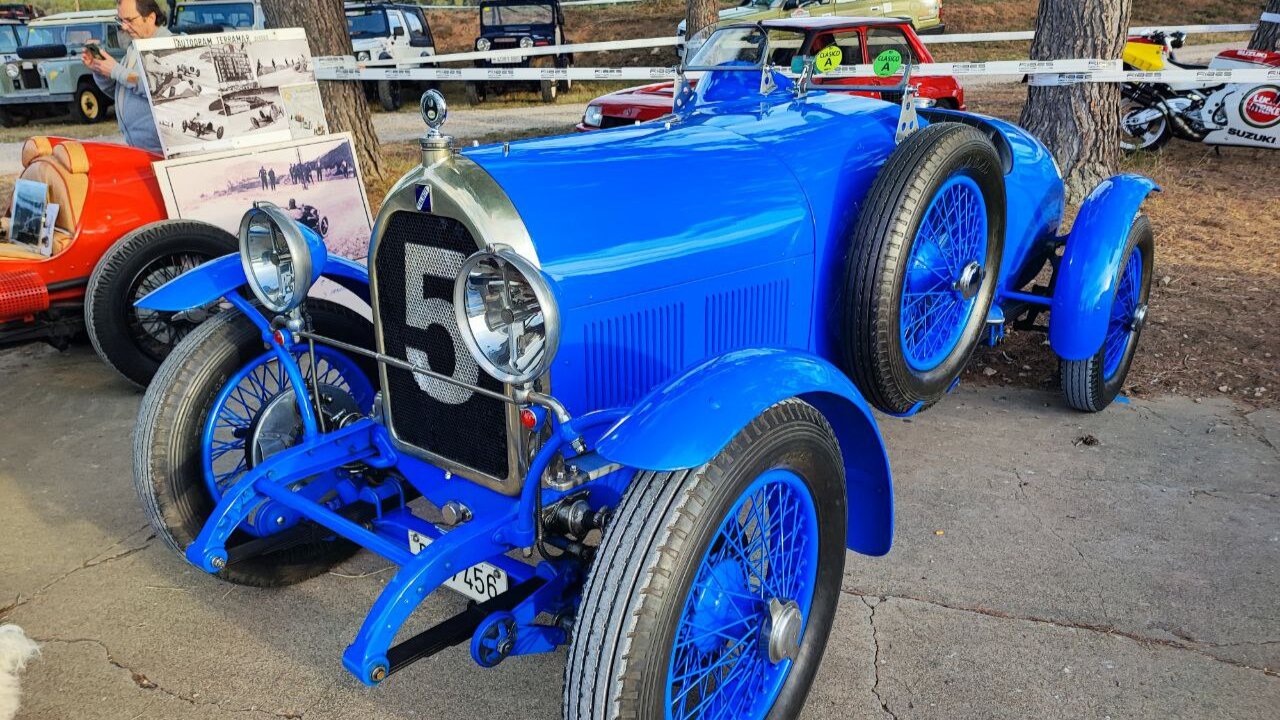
1;342;1277;719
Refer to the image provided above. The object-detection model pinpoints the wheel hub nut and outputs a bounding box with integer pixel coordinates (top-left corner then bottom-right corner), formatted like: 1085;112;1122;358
954;261;984;300
765;598;803;664
1130;303;1148;332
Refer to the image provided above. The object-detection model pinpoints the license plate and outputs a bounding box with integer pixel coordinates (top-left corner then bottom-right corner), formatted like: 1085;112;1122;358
407;529;509;603
489;55;523;64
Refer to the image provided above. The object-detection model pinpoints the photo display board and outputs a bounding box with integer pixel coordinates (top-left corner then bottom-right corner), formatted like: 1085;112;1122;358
135;28;329;158
152;132;372;262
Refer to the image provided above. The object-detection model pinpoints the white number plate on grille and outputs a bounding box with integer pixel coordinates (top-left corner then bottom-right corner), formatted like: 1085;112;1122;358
489;54;523;64
407;530;509;603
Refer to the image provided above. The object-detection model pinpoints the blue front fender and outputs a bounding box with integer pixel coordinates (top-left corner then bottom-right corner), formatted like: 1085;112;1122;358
136;254;371;311
595;348;894;556
1049;174;1158;360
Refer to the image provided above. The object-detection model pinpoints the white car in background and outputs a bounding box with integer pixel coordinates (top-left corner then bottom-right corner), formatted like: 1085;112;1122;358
171;0;266;32
346;1;436;111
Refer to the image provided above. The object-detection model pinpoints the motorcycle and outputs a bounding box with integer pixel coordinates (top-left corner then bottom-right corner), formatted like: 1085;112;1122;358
1120;30;1280;151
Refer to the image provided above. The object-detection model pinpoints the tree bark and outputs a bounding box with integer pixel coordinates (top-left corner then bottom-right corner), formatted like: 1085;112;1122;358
261;0;385;182
1018;0;1132;204
685;0;719;53
1251;0;1280;52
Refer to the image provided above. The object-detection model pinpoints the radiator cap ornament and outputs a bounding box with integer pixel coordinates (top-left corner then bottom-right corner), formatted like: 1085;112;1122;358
421;89;447;132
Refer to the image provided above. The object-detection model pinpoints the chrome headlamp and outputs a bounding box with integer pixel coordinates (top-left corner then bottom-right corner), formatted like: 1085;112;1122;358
476;37;491;52
238;202;323;314
518;36;533;49
4;63;18;79
454;246;559;386
355;50;371;62
583;104;603;128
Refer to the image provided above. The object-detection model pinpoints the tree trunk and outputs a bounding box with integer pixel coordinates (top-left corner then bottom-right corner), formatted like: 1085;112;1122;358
685;0;719;55
1251;0;1280;52
261;0;385;182
1018;0;1131;204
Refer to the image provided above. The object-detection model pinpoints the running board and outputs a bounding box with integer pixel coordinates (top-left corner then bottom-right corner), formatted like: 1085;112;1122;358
385;577;546;677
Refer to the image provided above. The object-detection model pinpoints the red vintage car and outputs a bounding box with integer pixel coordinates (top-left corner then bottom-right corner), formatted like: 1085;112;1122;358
578;17;964;131
0;136;236;385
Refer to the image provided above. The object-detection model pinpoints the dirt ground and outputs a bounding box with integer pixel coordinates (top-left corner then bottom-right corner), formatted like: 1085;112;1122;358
958;84;1280;410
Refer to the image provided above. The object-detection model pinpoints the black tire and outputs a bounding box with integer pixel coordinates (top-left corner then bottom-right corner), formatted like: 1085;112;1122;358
465;81;483;106
133;299;376;587
1060;215;1154;412
86;220;238;388
557;58;572;92
540;78;558;103
71;83;107;123
377;79;402;111
0;108;28;128
565;399;846;720
839;122;1006;415
215;125;224;139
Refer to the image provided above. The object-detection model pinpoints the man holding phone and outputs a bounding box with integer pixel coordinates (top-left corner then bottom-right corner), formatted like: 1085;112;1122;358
81;0;171;154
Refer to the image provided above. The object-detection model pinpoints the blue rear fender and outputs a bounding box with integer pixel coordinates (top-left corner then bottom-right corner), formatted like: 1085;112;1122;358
1049;175;1158;361
594;348;894;557
135;253;372;311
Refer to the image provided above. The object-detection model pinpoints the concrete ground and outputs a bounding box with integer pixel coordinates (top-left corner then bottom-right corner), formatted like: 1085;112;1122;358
0;341;1276;719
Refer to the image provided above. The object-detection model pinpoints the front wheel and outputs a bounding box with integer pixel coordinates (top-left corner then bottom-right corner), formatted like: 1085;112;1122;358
465;81;483;106
565;400;846;720
86;220;238;387
1059;215;1154;412
133;300;377;586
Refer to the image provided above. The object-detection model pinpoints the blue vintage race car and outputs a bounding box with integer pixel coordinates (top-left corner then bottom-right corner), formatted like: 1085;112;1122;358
131;20;1155;719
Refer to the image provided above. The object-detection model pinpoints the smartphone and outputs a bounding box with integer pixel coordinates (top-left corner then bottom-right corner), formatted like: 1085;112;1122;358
85;43;105;60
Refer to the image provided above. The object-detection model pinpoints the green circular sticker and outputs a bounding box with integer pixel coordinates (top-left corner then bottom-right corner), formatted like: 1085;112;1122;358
814;45;842;74
874;49;902;77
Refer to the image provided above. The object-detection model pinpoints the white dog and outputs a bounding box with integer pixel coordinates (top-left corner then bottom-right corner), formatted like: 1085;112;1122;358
0;625;39;720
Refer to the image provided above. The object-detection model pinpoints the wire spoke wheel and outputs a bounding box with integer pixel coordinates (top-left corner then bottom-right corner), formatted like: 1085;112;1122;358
202;344;375;501
126;252;213;362
1060;215;1154;412
566;400;846;720
666;470;819;719
899;175;988;372
1103;249;1143;380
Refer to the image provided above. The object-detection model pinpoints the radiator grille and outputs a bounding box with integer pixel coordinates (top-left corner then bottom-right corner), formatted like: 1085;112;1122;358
705;281;790;356
18;69;40;90
374;211;510;479
599;115;638;129
584;304;684;408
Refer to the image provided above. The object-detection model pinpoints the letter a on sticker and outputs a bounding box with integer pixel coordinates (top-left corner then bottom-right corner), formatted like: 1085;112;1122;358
874;49;902;77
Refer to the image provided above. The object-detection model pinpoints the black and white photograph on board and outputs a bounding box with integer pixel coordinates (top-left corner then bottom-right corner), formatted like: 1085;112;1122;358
135;28;321;158
152;133;372;261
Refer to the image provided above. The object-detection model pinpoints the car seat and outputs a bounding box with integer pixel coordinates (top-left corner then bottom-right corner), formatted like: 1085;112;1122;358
0;137;89;260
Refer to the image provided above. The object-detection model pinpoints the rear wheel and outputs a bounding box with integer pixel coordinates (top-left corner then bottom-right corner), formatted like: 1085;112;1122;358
840;122;1005;415
1060;215;1154;412
86;220;238;387
71;84;107;123
565;400;846;719
1119;98;1171;151
133;300;376;587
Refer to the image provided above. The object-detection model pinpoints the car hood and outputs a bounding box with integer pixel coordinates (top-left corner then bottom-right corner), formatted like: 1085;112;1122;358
465;88;903;308
718;6;762;21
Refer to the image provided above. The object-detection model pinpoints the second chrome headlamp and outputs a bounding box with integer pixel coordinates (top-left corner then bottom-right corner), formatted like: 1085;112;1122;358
454;246;559;386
